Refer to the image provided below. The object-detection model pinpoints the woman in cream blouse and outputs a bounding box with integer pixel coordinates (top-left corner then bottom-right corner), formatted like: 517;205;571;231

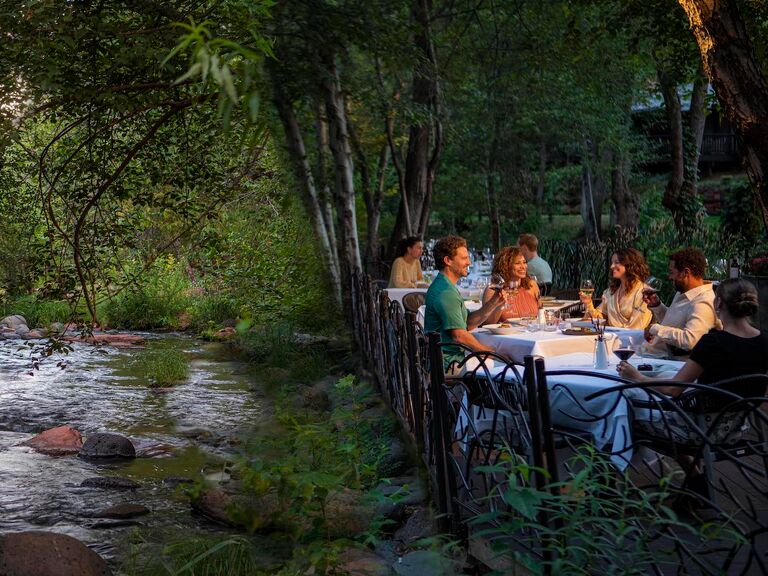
388;236;425;288
580;247;652;329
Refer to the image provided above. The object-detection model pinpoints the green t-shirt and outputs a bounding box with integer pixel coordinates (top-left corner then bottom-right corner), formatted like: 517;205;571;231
424;272;468;367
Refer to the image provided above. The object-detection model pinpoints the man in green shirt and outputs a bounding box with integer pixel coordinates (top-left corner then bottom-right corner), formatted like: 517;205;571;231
424;235;505;367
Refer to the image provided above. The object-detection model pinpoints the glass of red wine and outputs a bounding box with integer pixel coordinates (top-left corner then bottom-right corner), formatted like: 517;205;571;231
614;348;636;362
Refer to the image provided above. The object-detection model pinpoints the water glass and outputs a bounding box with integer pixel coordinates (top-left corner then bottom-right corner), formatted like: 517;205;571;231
557;311;571;330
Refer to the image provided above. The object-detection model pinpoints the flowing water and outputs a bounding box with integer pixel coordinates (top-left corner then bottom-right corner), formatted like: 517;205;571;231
0;334;268;562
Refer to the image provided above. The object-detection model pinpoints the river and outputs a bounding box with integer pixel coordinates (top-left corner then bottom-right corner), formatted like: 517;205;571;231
0;334;267;563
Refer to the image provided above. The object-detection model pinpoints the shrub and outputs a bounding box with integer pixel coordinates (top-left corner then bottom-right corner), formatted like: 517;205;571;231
103;256;192;330
0;295;72;328
136;348;188;387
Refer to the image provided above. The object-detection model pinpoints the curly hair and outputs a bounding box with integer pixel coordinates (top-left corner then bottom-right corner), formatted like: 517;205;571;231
716;278;759;318
669;248;707;278
609;247;650;293
492;246;533;289
433;236;467;270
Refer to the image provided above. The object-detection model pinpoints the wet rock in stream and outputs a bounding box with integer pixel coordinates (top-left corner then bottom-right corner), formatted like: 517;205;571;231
92;503;150;519
0;531;111;576
20;425;83;456
81;477;140;490
79;432;136;459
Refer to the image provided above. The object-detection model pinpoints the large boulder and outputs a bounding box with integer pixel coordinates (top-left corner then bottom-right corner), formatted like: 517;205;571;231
79;433;136;459
0;531;111;576
334;548;393;576
324;489;375;538
21;426;83;456
0;315;27;330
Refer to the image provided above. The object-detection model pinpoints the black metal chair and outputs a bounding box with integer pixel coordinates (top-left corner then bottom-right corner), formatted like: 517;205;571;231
427;334;540;536
538;282;553;297
402;291;426;314
623;375;768;503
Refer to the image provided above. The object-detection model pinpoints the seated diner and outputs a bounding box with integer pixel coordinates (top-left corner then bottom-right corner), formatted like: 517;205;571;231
580;247;652;329
481;246;540;322
388;236;425;289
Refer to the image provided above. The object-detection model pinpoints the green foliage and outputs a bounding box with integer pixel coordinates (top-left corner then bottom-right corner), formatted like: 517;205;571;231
719;175;764;254
0;296;72;328
135;347;189;388
103;256;192;330
478;446;744;575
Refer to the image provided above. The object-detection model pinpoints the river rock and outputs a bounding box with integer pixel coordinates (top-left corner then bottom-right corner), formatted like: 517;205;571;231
324;488;375;538
49;322;65;333
393;507;436;546
14;324;30;336
25;329;44;339
335;548;393;576
81;476;139;490
79;433;136;459
93;503;149;519
0;531;111;576
190;488;235;526
66;333;145;347
21;425;83;456
0;315;27;330
162;476;194;487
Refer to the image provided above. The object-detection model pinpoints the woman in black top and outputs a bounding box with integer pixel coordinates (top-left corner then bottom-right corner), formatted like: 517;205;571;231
617;278;767;505
618;278;768;394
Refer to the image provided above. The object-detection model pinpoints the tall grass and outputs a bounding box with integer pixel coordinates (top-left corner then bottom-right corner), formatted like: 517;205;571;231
0;295;72;328
136;348;189;387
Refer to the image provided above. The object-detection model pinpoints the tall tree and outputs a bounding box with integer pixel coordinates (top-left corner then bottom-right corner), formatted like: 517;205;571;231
676;0;768;232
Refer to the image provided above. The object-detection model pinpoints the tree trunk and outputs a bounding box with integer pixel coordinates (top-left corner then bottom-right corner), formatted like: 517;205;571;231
313;101;339;265
323;56;362;322
611;151;638;230
389;0;442;250
677;0;768;232
536;140;547;205
659;68;706;236
581;158;600;242
272;81;342;306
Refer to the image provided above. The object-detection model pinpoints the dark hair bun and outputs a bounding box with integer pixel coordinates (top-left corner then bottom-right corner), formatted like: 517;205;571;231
730;292;758;317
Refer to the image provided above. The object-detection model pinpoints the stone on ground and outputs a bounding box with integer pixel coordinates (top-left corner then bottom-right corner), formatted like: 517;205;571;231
335;548;393;575
79;432;136;459
21;425;83;456
0;531;111;576
81;476;139;490
93;503;149;519
0;315;27;330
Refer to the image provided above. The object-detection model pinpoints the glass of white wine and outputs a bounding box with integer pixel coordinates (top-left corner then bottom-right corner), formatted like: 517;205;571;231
580;278;594;298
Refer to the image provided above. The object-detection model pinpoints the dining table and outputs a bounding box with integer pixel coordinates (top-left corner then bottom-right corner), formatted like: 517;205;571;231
487;351;683;469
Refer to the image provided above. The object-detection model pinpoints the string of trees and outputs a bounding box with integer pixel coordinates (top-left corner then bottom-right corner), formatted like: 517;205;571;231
2;0;768;326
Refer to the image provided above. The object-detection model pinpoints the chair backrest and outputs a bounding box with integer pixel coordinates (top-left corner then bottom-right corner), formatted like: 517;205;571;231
402;291;426;314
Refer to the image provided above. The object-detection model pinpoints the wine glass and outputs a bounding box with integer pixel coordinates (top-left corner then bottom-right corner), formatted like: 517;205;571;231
644;276;662;295
580;278;595;298
490;273;505;292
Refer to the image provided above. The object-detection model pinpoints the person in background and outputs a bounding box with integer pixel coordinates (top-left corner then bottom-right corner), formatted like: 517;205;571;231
580;247;652;329
388;236;425;288
481;246;540;322
424;236;506;368
642;248;719;359
518;234;552;293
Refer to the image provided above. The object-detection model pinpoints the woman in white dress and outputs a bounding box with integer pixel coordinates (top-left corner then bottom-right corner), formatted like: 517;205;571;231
579;247;652;329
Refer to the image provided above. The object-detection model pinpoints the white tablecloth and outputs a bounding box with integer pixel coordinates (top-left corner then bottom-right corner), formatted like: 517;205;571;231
474;328;618;364
491;352;682;469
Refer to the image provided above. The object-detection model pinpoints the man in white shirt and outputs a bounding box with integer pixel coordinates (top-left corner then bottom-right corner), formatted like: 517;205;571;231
643;248;719;358
518;234;552;292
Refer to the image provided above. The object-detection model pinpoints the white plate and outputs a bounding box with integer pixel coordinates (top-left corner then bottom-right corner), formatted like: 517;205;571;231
484;323;521;335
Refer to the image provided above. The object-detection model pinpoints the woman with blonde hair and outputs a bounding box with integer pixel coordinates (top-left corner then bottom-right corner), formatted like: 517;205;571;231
481;246;540;322
580;247;652;329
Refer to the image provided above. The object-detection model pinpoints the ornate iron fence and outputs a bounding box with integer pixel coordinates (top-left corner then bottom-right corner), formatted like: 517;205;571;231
350;272;768;574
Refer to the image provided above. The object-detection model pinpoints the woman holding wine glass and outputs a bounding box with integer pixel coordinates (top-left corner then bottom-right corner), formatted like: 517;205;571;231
579;247;652;329
481;246;540;322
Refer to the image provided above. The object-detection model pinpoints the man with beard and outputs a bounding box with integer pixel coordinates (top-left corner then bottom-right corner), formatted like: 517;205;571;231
642;248;719;359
